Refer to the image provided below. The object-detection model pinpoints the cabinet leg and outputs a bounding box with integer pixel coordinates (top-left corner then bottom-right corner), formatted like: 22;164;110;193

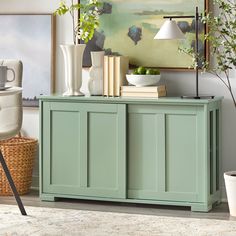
40;194;56;202
191;203;212;212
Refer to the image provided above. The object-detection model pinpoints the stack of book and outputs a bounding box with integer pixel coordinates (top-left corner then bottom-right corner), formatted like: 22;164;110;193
103;55;129;97
121;85;167;98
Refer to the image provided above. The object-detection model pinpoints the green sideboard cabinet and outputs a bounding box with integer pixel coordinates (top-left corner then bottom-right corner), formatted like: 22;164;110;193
39;96;222;212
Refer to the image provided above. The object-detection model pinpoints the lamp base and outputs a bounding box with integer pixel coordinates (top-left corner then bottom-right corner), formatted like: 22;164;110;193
181;95;215;99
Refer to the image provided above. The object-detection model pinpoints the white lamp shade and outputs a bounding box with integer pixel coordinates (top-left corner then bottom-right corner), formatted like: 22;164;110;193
154;19;185;40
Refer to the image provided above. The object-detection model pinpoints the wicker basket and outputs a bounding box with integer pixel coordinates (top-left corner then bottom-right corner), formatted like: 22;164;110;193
0;135;38;196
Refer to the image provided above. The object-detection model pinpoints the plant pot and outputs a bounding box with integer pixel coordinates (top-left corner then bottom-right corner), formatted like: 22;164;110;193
224;171;236;217
88;51;105;95
60;44;86;96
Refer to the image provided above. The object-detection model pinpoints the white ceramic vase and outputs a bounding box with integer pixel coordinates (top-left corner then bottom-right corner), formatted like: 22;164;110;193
88;51;105;95
60;44;86;96
224;171;236;216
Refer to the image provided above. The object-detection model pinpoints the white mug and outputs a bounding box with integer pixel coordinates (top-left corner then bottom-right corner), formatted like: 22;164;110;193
0;66;15;87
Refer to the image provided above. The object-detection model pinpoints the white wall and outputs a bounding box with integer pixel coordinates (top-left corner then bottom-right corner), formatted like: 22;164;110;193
0;0;235;198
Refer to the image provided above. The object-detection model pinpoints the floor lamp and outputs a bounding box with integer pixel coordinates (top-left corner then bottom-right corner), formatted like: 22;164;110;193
154;7;214;99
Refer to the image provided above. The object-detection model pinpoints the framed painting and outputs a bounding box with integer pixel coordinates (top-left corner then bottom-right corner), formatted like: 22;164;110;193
80;0;208;70
0;14;55;107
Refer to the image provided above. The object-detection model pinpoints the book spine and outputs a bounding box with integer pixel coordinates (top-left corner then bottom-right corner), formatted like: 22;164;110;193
108;56;115;96
120;57;129;89
121;85;166;93
114;57;120;96
103;56;109;96
114;56;129;97
121;90;166;98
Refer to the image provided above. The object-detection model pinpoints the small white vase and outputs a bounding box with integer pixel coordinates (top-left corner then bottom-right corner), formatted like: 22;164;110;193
60;44;86;96
224;171;236;216
88;51;105;95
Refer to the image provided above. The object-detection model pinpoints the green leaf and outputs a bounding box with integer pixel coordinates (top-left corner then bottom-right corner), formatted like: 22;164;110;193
55;0;101;44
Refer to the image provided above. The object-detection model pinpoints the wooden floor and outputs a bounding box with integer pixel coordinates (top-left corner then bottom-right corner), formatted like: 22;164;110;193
0;189;235;221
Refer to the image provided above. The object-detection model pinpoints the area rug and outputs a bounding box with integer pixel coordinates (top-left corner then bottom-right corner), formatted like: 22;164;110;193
0;205;235;236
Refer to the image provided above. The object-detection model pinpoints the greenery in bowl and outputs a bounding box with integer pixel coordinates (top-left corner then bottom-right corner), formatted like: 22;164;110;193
54;0;101;45
132;66;160;75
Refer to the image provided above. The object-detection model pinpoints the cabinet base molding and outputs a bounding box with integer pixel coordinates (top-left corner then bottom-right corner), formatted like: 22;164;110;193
191;203;213;212
40;193;220;213
40;194;57;202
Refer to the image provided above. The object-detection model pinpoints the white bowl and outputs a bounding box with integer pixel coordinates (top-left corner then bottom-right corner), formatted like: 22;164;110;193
126;74;161;87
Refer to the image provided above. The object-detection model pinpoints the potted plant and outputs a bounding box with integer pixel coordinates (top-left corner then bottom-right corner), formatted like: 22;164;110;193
54;0;100;96
203;0;236;216
202;0;236;107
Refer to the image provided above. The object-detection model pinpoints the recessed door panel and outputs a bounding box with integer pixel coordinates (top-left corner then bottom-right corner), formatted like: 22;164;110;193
87;112;118;189
128;105;165;200
165;114;197;193
81;104;126;198
42;102;83;195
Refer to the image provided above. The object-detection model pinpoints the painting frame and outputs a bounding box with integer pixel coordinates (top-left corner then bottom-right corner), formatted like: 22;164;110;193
0;13;56;107
79;0;209;71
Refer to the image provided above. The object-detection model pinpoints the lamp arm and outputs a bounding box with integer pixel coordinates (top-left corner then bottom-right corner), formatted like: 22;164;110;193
163;15;195;19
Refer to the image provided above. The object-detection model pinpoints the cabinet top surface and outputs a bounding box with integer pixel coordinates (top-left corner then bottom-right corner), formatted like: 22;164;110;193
39;95;223;105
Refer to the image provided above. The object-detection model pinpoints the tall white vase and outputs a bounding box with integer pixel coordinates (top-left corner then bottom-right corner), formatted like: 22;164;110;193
88;51;105;95
60;44;86;96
